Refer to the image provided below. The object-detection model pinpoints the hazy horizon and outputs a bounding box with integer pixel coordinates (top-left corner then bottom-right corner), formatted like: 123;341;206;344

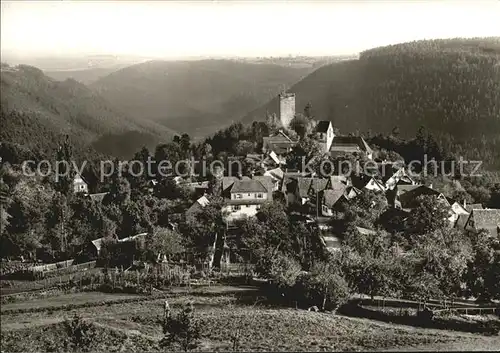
1;0;499;60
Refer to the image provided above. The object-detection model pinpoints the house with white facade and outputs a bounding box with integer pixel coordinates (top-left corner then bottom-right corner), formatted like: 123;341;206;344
314;121;335;153
73;174;88;194
221;176;273;225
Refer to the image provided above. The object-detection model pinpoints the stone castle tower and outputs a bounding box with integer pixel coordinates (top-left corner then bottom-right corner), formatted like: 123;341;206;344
278;92;296;128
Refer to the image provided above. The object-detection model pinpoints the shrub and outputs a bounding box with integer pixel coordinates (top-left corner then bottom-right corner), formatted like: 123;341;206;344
255;252;302;288
160;302;202;352
293;271;350;311
63;313;97;352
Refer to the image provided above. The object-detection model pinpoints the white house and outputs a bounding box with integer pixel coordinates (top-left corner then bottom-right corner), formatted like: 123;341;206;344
314;121;335;153
73;174;88;194
221;176;273;225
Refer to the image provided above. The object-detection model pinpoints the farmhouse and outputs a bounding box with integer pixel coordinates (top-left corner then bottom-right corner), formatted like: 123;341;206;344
221;176;273;224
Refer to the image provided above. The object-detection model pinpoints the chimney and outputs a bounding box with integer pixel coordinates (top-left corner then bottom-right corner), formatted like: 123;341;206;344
463;199;467;208
429;183;433;189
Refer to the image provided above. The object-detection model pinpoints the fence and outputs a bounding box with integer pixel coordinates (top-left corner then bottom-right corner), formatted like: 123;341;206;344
29;259;75;273
35;261;96;278
434;306;500;316
1;267;103;295
1;260;256;297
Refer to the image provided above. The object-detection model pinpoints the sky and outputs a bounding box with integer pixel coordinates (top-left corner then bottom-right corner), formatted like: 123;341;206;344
1;0;499;59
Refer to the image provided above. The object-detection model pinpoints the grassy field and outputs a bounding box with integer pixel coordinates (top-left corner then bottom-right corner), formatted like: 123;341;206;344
1;287;499;352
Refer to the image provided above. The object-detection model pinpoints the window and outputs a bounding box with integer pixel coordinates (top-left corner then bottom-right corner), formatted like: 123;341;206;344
257;193;263;198
235;194;242;199
248;193;251;196
233;205;241;211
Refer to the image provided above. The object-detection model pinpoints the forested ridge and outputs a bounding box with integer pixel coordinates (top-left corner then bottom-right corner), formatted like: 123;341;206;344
0;64;177;159
90;59;313;137
243;37;500;169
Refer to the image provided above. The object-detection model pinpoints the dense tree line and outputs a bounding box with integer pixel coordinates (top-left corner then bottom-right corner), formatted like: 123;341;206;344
243;38;500;169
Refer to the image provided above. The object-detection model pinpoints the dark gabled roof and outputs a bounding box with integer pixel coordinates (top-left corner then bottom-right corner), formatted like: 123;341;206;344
350;174;374;190
465;203;484;212
397;184;420;195
230;179;268;194
315;120;331;133
467;209;500;235
398;185;443;208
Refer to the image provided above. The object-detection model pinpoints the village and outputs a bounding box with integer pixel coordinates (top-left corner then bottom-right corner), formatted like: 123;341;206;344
2;91;498;351
2;86;500;352
62;91;500;268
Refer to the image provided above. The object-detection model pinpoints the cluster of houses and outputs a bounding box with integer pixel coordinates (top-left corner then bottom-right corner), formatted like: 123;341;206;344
184;92;500;252
72;92;500;258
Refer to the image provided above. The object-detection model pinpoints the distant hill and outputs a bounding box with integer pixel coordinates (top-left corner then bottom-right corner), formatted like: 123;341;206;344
44;67;123;85
243;38;500;168
0;64;177;159
90;59;314;137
